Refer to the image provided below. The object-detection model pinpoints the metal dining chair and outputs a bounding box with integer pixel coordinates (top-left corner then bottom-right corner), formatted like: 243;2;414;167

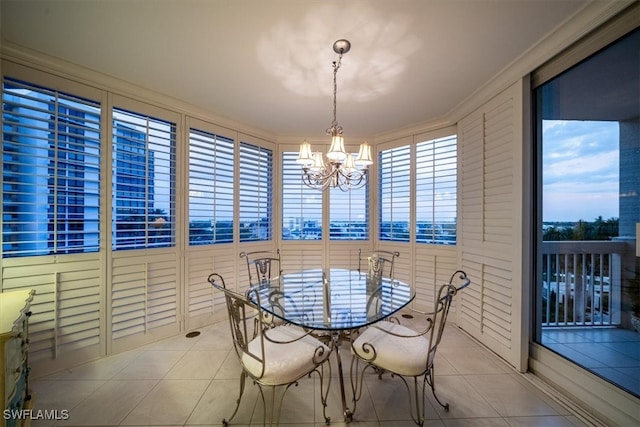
357;249;400;280
208;272;332;426
240;249;282;285
350;270;470;426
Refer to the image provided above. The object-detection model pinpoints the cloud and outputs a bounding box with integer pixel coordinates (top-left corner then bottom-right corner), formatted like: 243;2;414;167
544;149;618;185
542;120;620;221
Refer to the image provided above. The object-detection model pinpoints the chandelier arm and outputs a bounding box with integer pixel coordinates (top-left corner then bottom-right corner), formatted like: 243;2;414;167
336;167;367;191
301;164;368;192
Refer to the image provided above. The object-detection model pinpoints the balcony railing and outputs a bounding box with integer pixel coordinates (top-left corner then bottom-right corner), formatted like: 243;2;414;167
541;240;631;327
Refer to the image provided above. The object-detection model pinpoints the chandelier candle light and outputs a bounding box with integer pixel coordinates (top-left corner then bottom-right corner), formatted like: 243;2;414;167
297;39;373;191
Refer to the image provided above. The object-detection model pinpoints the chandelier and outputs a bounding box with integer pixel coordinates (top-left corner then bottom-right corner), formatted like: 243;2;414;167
297;39;373;191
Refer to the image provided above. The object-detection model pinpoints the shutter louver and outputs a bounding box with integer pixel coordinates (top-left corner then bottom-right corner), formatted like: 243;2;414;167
1;255;102;365
112;108;175;250
282;152;322;240
239;142;273;242
330;178;368;240
458;82;523;368
111;252;179;348
188;129;234;245
416;135;457;245
2;78;101;257
379;145;411;242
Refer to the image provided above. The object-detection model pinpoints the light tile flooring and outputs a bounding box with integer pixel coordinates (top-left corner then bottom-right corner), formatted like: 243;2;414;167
28;316;598;427
541;327;640;397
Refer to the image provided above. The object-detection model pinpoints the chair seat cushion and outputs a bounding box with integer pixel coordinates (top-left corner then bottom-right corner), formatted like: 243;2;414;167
244;325;330;385
352;321;430;376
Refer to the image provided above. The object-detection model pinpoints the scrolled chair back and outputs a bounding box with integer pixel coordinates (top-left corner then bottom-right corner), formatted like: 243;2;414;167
240;249;282;285
358;248;400;279
208;272;268;379
367;255;388;280
426;270;470;366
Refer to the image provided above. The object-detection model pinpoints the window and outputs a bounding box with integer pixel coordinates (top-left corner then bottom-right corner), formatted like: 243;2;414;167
2;78;101;258
282;151;322;240
112;108;176;250
330;184;368;240
534;27;639;397
239;142;273;242
415;135;457;244
188;128;234;245
379;145;410;242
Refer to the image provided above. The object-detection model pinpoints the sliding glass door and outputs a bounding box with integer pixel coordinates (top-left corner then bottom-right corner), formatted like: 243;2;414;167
534;26;639;397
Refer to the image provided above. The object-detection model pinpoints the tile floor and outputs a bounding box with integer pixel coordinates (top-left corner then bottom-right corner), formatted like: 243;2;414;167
541;326;640;397
27;315;599;427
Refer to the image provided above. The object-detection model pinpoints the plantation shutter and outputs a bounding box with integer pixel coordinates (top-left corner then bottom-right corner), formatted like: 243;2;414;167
112;108;176;250
282;151;322;241
2;77;101;257
329;180;368;240
415;134;457;245
379;144;411;242
110;98;180;352
458;81;526;370
188;128;234;245
1;71;104;370
239;141;273;241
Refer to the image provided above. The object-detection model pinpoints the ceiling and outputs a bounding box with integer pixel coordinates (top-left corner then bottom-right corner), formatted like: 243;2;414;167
1;0;589;139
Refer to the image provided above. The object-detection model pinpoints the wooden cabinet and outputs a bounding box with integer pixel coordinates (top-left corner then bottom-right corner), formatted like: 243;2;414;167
1;290;34;427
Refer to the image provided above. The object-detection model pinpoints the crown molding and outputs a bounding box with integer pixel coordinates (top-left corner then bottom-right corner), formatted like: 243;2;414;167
0;41;277;143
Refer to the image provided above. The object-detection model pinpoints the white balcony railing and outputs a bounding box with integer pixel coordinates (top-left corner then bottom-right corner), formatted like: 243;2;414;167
541;240;630;327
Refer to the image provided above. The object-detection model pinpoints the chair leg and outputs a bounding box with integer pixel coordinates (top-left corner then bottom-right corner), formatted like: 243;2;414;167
268;381;303;426
254;384;269;426
244;368;332;426
223;371;247;426
349;356;366;415
390;374;425;426
252;383;280;427
269;385;279;427
352;361;431;426
425;368;449;411
349;357;383;419
411;376;427;426
311;360;332;424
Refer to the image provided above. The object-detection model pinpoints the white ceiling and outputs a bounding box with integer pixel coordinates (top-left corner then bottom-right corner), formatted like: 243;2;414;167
1;0;589;139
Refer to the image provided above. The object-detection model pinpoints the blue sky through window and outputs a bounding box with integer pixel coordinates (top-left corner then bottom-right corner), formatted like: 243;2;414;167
543;120;619;222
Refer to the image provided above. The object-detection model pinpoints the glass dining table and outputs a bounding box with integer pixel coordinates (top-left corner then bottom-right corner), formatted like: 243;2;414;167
248;268;414;422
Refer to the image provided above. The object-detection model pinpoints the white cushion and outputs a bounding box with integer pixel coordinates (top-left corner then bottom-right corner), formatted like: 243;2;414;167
352;321;430;376
243;325;330;385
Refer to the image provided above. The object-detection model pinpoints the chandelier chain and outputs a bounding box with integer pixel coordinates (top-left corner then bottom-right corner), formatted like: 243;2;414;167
329;53;343;135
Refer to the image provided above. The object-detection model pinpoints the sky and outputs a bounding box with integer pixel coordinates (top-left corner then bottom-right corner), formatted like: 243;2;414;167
542;120;619;222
